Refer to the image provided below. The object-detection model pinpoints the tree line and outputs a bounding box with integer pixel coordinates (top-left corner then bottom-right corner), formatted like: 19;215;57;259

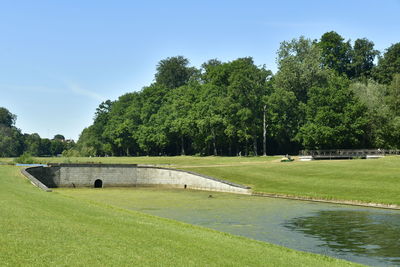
73;31;400;156
1;31;399;157
0;107;74;157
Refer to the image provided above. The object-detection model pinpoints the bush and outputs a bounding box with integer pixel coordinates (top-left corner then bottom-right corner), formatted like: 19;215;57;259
62;149;81;157
14;153;35;164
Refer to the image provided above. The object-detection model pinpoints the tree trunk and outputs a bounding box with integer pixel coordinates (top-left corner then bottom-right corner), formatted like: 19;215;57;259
181;136;185;156
126;147;130;156
212;128;217;156
253;135;258;156
263;104;267;156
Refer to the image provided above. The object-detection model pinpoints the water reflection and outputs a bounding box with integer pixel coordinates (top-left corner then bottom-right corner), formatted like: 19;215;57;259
285;210;400;264
59;188;400;266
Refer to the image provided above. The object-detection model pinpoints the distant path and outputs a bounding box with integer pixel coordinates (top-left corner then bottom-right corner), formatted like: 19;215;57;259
170;160;281;168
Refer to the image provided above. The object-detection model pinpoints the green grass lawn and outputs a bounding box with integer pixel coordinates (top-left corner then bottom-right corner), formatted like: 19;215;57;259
0;165;359;266
9;155;400;205
16;155;280;166
182;156;400;206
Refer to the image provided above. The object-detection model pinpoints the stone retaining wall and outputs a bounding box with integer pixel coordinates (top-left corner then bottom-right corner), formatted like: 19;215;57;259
23;164;251;194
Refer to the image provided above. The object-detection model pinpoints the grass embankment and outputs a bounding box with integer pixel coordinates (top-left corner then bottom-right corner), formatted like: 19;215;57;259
13;155;400;206
0;165;357;266
182;156;400;206
13;155;280;166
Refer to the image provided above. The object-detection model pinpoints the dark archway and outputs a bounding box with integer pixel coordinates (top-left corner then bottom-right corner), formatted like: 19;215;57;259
94;179;103;188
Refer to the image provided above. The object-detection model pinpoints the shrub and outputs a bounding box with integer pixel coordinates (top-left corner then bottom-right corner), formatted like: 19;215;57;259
14;153;35;164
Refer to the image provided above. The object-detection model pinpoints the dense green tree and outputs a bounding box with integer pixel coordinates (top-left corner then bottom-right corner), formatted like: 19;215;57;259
273;37;331;151
201;59;229;86
275;36;329;103
50;139;65;155
76;100;113;156
53;134;65;141
318;31;352;77
266;87;301;153
40;138;52;156
226;58;271;155
0;107;16;127
155;56;198;89
387;73;400;115
0;107;73;157
194;83;227;155
199;61;235;154
350;80;394;148
134;84;169;155
75;34;400;156
103;93;141;156
351;38;379;79
0;125;23;157
24;133;42;156
374;43;400;84
76;126;104;156
296;75;368;149
162;83;199;155
386;74;400;147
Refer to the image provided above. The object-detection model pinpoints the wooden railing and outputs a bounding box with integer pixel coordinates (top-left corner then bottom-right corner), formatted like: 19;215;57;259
299;149;399;159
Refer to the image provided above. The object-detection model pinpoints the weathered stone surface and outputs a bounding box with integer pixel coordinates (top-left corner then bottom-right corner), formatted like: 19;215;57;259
23;164;251;194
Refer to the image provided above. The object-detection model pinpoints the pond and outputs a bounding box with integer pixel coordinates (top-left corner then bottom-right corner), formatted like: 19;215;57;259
58;188;400;266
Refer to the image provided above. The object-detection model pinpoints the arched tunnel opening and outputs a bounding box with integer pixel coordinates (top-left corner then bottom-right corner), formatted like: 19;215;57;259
94;179;103;188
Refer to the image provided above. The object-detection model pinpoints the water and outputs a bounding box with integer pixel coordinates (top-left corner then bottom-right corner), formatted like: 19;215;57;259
15;163;47;167
64;188;400;266
285;210;400;265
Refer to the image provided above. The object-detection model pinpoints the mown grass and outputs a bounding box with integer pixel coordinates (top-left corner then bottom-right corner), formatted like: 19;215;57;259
26;155;280;166
4;155;400;205
182;156;400;205
0;165;358;266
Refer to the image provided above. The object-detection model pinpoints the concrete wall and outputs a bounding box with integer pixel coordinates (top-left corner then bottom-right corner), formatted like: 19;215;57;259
21;168;52;192
24;164;251;194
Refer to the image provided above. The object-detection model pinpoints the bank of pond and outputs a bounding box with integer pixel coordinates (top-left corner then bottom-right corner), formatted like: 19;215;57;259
57;187;400;266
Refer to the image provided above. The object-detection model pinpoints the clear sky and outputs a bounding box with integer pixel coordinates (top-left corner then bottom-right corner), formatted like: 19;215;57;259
1;0;399;141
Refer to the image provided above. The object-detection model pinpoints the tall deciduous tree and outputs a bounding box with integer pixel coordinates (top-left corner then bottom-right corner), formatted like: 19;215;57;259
194;83;227;155
266;87;301;153
318;31;352;77
374;43;400;84
296;74;368;149
226;58;271;155
350;80;394;148
162;82;199;155
0;125;23;157
352;38;379;79
273;37;330;151
155;56;198;89
0;107;16;127
53;134;65;141
387;74;400;115
275;36;329;104
24;133;42;156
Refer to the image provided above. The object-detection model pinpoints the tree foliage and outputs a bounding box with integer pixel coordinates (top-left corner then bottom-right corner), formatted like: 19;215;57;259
374;43;400;84
0;107;16;127
155;56;198;89
319;31;353;77
296;75;368;149
75;32;400;156
1;31;399;157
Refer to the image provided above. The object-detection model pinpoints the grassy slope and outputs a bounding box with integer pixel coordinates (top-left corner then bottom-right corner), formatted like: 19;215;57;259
183;157;400;205
32;155;279;166
11;155;400;205
0;165;357;266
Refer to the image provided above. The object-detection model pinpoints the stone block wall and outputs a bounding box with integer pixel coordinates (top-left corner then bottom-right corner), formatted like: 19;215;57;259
24;164;251;194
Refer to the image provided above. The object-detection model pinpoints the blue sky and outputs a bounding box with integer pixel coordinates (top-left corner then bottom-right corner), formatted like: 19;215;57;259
1;0;399;140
